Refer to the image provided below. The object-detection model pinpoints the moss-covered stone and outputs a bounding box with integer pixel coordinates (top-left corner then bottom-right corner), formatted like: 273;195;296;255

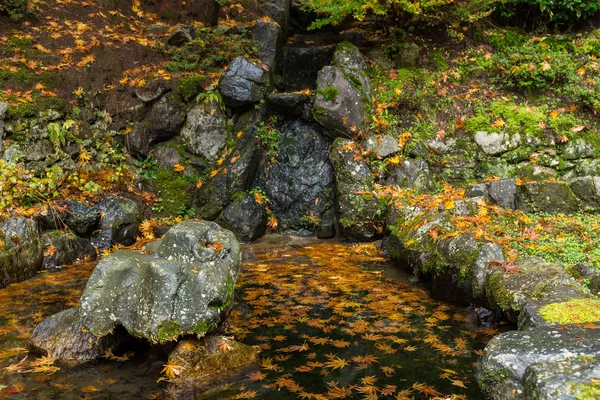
157;320;181;343
539;298;600;325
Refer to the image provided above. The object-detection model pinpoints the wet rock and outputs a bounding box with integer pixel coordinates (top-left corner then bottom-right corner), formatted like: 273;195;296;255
180;100;228;162
253;20;282;67
127;94;186;156
168;336;260;392
0;218;43;288
256;120;334;233
364;135;399;158
472;243;505;300
316;209;336;239
487;179;519;210
259;0;289;39
395;42;420;68
219;57;270;109
313;43;371;138
91;197;142;250
330;139;383;241
517;181;580;214
29;308;117;365
563;138;595;160
41;200;101;237
218;194;267;242
80;221;241;342
569;175;600;210
41;231;97;269
167;27;192;46
484;257;573;323
266;92;311;117
474;131;520;156
193;109;264;220
386;159;433;192
477;325;600;400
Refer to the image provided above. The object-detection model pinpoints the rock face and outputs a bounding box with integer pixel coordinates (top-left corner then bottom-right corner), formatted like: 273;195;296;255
168;336;261;391
193;109;264;220
330;138;382;241
180;100;229;162
42;200;101;237
80;221;241;343
219;194;267;242
313;43;372;138
478;326;600;400
219;57;270;109
0;218;43;288
41;231;96;270
253;20;282;68
256;120;334;233
127;94;186;156
91;197;142;250
29;308;117;365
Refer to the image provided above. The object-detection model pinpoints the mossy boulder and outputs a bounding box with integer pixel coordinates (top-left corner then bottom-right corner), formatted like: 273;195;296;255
313;42;372;139
0;217;43;288
29;308;118;365
180;100;229;162
478;326;600;400
41;231;97;270
79;221;241;343
518;286;590;330
167;336;260;393
329;138;383;241
517;181;581;214
569;176;600;211
484;257;573;323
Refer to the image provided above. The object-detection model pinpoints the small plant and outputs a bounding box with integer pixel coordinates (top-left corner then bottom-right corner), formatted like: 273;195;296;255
47;120;77;151
196;90;225;113
0;0;29;19
300;212;322;227
133;155;158;182
318;86;340;102
177;204;196;219
256;116;281;161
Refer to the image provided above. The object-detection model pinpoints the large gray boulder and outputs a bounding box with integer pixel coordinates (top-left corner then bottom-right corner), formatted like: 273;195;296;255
517;181;580;214
255;120;334;233
0;218;43;288
329;138;383;241
487;179;519;210
80;221;241;343
180;100;229;162
313;43;372;139
253;20;282;68
259;0;289;39
219;57;270;109
29;308;117;365
478;326;600;400
91;197;142;250
474;131;520;156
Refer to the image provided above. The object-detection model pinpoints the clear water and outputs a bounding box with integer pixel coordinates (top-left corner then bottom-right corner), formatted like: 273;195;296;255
0;236;494;399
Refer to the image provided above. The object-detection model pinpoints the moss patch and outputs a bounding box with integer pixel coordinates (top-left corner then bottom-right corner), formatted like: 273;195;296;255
156;320;181;343
191;320;216;336
153;168;192;216
539;299;600;325
573;381;600;400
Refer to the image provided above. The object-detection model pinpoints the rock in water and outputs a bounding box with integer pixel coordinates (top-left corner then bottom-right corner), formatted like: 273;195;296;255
80;221;241;343
167;336;260;391
255;120;334;233
41;231;96;270
29;308;117;365
91;197;142;250
329;138;383;241
219;194;267;242
0;218;43;288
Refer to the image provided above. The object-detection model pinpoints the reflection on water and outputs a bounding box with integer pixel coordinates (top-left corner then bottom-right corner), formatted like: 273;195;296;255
0;236;494;399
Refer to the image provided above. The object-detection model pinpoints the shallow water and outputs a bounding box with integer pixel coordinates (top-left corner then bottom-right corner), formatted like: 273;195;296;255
0;236;493;399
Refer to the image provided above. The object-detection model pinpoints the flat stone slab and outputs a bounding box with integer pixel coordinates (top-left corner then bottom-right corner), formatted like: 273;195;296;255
478;325;600;400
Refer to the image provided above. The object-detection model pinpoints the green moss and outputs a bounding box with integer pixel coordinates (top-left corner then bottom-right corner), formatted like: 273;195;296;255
318;86;340;102
478;368;511;396
430;50;449;71
154;168;192;216
157;320;181;343
191;320;216;336
539;299;600;325
175;74;207;101
573;381;600;400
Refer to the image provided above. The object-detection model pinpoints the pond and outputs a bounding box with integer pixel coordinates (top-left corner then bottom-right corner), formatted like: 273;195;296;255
0;236;496;399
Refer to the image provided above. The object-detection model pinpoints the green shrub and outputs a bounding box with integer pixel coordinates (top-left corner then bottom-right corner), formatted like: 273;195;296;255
0;0;29;19
497;0;600;25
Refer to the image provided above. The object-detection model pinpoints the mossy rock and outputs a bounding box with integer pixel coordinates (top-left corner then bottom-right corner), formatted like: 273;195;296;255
517;181;581;214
